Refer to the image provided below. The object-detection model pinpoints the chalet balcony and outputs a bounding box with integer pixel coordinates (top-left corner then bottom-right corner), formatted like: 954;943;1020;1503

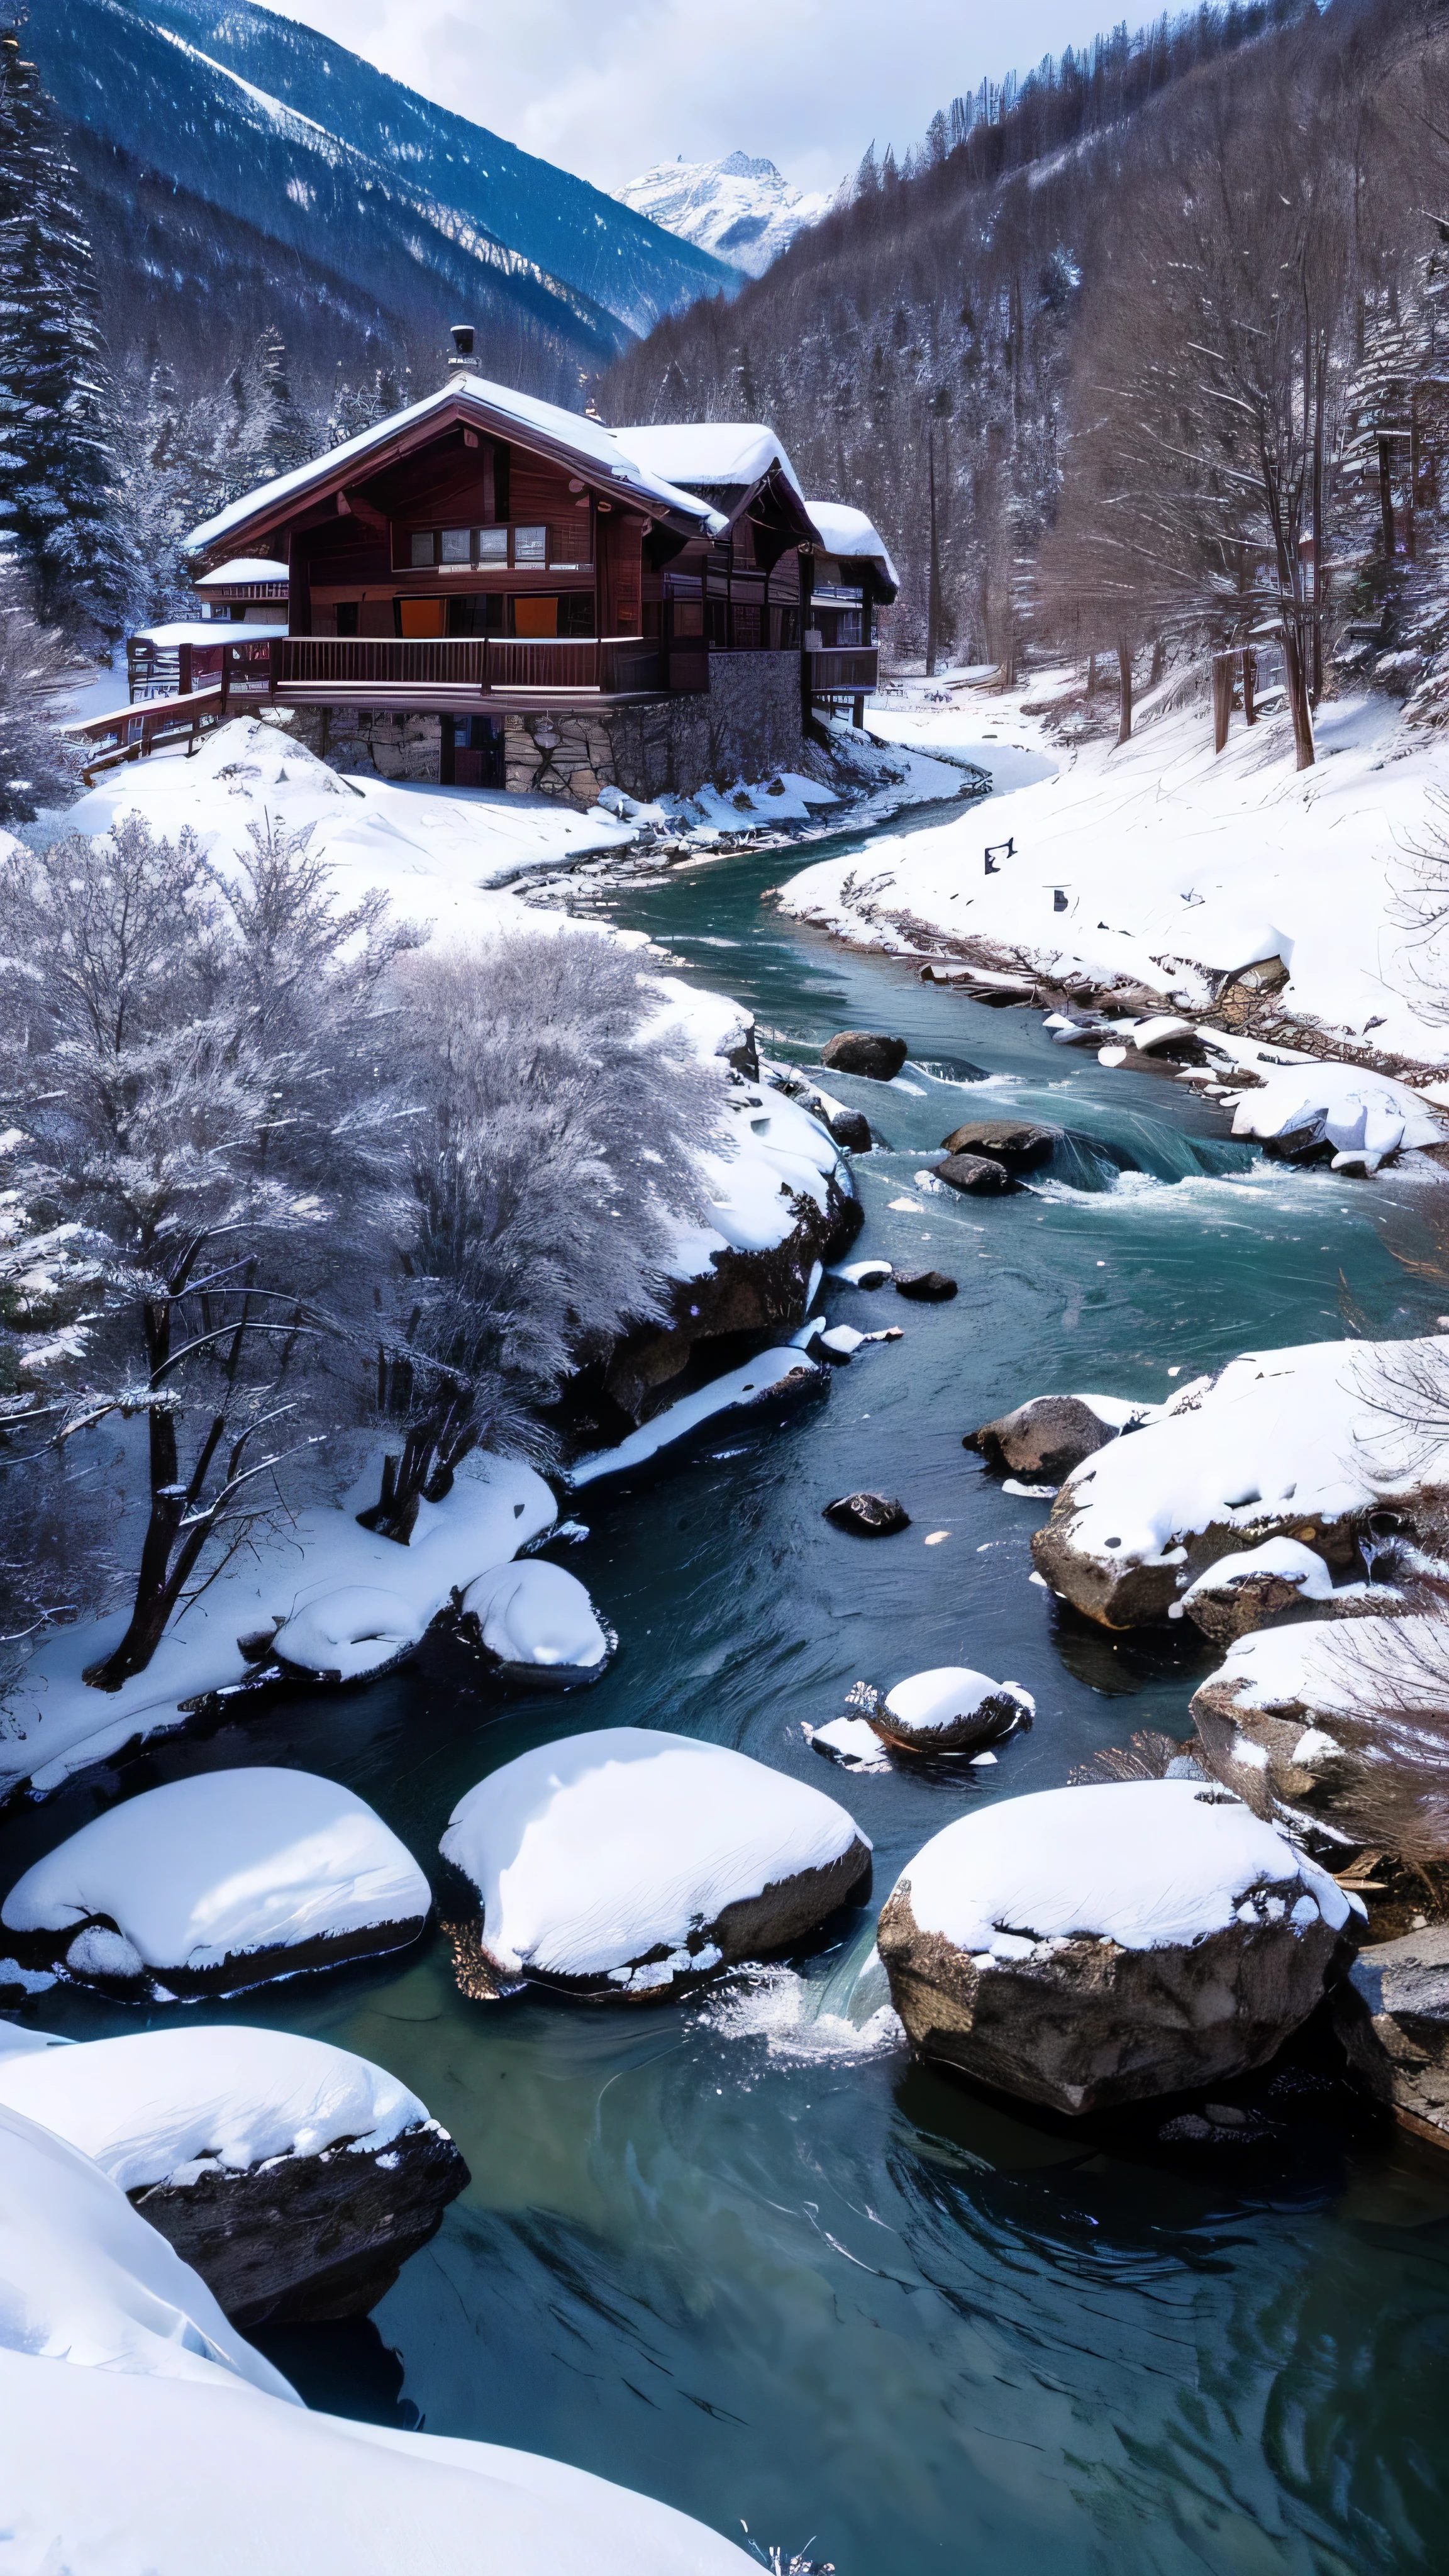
805;645;879;699
229;634;704;709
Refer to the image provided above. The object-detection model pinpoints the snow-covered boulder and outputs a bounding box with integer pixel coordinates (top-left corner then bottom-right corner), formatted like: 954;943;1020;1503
0;2344;752;2575
1333;1926;1449;2141
272;1586;425;1683
968;1391;1145;1481
1;1770;430;2000
440;1727;870;2000
1189;1610;1443;1828
460;1558;613;1684
876;1779;1358;2113
0;2026;467;2328
0;2096;295;2399
1177;1536;1338;1643
823;1489;911;1536
1228;1063;1447;1172
1031;1338;1449;1628
868;1667;1034;1757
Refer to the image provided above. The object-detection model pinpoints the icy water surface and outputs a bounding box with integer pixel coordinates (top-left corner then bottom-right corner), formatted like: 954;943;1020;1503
18;808;1449;2573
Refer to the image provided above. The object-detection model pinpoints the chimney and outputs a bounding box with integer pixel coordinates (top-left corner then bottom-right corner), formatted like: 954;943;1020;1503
448;324;475;374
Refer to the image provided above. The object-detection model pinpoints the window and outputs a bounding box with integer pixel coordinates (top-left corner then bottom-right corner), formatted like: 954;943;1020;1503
704;596;728;648
410;530;435;567
440;527;470;564
513;595;557;638
513;524;547;564
477;528;508;562
400;599;446;638
731;603;761;650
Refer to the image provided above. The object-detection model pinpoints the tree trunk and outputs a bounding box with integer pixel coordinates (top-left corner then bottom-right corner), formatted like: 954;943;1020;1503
1243;647;1257;726
1148;635;1165;687
1283;621;1316;770
1311;338;1327;703
1116;636;1133;743
1211;652;1233;755
1378;436;1396;562
925;427;941;678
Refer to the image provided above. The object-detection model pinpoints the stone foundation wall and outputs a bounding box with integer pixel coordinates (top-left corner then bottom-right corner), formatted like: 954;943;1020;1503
289;655;813;809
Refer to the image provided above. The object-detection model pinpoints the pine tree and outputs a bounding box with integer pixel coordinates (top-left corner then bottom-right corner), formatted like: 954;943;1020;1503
0;540;79;821
223;327;317;499
0;33;125;630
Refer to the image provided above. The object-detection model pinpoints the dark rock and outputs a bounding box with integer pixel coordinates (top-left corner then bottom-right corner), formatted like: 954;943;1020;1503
823;1491;911;1536
1181;1562;1327;1646
932;1153;1011;1196
1333;1928;1449;2144
824;1106;873;1152
133;2121;469;2330
1032;1494;1367;1631
867;1670;1033;1756
968;1394;1119;1481
893;1269;958;1302
821;1031;908;1080
939;1118;1059;1171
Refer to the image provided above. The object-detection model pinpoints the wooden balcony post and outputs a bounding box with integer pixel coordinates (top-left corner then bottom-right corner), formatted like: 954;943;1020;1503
177;642;192;701
269;638;282;702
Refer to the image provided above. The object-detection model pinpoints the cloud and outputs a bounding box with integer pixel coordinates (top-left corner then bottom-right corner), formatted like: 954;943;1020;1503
262;0;1095;194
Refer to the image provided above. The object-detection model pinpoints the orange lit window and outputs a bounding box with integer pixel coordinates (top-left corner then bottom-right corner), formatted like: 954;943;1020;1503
513;596;558;638
400;599;446;638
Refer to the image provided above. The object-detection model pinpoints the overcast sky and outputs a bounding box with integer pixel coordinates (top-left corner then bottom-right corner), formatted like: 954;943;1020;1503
264;0;1099;196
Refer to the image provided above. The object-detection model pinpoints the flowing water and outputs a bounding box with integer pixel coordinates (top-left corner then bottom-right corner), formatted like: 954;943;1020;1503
16;804;1449;2573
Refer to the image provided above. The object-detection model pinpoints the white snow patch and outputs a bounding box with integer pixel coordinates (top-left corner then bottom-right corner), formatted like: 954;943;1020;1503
803;1716;891;1772
0;2025;429;2191
882;1668;1035;1740
570;1347;825;1485
896;1777;1352;1955
1181;1537;1335;1607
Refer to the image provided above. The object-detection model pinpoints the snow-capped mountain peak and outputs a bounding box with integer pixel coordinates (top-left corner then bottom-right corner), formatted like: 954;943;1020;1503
614;150;838;279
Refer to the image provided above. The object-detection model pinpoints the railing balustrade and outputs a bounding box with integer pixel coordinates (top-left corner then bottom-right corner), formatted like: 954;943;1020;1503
806;647;879;693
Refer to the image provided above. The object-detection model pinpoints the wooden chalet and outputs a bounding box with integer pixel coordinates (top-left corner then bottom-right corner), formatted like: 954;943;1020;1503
73;369;899;802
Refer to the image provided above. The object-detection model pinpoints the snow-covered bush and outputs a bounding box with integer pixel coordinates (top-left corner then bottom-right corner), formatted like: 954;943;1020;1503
0;545;80;823
365;928;724;1536
0;811;409;1688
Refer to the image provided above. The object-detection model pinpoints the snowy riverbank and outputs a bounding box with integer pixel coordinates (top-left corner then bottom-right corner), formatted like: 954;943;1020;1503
782;677;1449;1071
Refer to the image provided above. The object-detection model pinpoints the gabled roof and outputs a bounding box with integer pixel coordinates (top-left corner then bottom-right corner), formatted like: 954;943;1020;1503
184;374;726;562
802;501;900;599
611;422;805;503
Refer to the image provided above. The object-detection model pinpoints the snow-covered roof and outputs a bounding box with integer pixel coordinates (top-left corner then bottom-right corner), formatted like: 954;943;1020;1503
195;558;289;589
611;421;805;502
133;622;287;648
186;374;724;558
803;501;901;592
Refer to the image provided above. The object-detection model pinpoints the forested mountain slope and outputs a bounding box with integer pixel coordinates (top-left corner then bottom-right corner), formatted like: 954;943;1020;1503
599;0;1431;679
38;0;734;406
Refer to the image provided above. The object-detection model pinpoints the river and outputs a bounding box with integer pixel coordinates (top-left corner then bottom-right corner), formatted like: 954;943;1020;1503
14;799;1449;2573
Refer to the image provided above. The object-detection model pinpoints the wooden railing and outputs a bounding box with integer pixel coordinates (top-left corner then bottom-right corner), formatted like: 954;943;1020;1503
806;647;879;694
277;638;490;689
487;637;601;691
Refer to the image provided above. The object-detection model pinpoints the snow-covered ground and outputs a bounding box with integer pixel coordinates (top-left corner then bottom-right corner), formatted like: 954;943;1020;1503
783;679;1449;1066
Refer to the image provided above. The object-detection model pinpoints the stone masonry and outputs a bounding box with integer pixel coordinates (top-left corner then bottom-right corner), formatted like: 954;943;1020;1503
289;653;816;810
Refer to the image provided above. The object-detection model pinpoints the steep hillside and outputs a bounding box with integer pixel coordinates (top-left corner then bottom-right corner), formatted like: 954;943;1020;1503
38;0;735;404
615;153;837;279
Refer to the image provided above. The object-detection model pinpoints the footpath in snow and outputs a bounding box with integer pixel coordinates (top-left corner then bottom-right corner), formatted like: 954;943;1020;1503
782;678;1449;1072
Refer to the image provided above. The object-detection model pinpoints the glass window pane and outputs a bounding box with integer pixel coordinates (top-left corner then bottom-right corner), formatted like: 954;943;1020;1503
440;527;471;564
513;524;546;564
477;527;508;562
410;530;435;567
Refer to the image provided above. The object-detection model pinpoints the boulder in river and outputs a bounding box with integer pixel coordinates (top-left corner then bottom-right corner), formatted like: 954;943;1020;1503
939;1119;1059;1172
876;1778;1358;2114
823;1491;911;1536
459;1558;613;1686
869;1667;1034;1755
1333;1927;1449;2145
967;1394;1126;1481
1029;1338;1446;1629
821;1031;908;1080
0;2024;467;2328
931;1152;1011;1197
272;1587;424;1684
894;1269;958;1303
0;1770;430;2001
1177;1537;1340;1644
440;1726;870;2001
823;1104;872;1152
1189;1610;1439;1831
